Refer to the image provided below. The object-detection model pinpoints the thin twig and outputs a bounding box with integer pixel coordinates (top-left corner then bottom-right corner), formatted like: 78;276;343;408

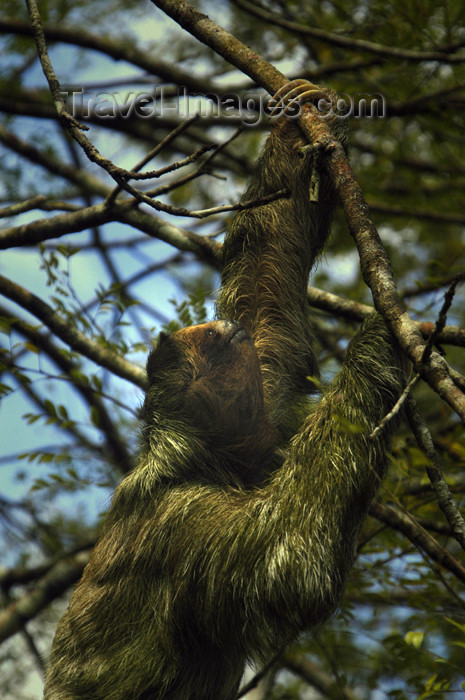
0;274;146;389
422;273;465;364
406;397;465;551
112;176;289;218
370;373;420;440
0;194;45;218
232;0;465;64
370;502;465;583
25;0;204;192
144;126;246;197
106;114;202;202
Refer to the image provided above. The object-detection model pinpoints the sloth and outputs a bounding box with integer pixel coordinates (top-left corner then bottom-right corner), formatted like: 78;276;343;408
44;80;405;700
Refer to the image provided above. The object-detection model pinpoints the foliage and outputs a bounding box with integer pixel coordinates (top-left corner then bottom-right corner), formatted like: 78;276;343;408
0;0;464;698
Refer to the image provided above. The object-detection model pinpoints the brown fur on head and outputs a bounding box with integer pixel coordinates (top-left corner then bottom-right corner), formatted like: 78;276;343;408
143;320;277;482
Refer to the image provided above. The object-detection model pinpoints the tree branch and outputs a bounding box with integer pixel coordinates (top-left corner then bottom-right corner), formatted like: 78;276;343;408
0;17;215;94
0;551;90;644
406;398;465;551
0;274;146;389
232;0;465;64
283;652;361;700
370;502;465;584
0;308;134;472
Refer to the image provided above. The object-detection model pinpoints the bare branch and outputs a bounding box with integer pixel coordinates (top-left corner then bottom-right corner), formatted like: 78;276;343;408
0;123;109;197
283;652;361;700
0;308;135;472
0;199;221;266
232;0;465;64
0;17;215;94
370;374;420;440
0;274;146;389
107;114;203;201
406;398;465;551
0;551;90;644
370;502;465;584
421;274;465;364
369;201;465;226
0;195;46;218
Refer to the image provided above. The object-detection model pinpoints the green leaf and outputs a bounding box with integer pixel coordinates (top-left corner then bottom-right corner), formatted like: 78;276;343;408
404;630;423;649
